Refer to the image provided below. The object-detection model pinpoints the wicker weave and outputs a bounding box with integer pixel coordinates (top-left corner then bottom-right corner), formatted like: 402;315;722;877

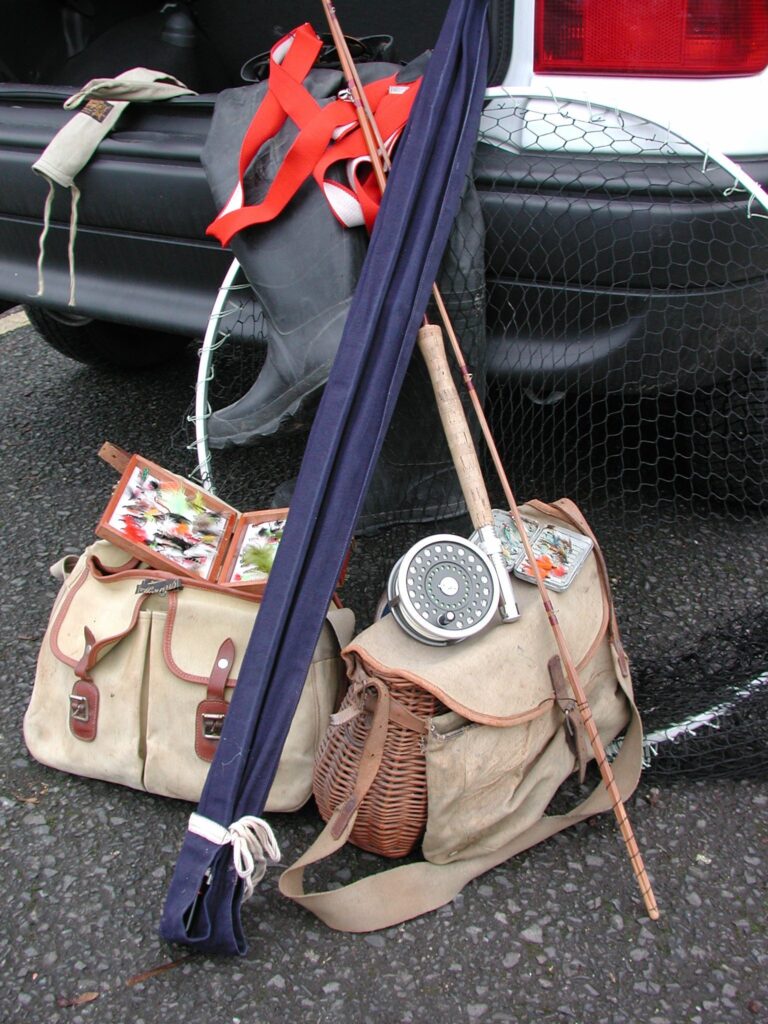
313;667;448;858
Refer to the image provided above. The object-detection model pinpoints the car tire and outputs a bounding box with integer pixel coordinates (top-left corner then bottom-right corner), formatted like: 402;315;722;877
24;306;191;370
690;363;768;507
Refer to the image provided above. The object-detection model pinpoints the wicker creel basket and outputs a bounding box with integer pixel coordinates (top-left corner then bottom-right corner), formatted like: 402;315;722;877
313;661;448;858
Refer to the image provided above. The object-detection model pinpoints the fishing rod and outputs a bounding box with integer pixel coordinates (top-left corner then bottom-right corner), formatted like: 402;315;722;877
319;0;660;921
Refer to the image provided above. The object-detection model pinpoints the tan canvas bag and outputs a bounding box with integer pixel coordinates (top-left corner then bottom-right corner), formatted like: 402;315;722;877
281;500;643;930
24;539;355;811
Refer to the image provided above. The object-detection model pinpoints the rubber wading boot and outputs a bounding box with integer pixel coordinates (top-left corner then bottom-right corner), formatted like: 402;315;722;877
202;60;415;447
274;177;488;535
203;57;431;449
206;172;368;446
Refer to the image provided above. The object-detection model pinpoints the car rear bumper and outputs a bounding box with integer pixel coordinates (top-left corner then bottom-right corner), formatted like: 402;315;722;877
476;141;768;395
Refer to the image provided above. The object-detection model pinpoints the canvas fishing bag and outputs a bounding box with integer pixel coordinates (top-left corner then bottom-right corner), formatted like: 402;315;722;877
24;539;354;811
281;500;643;931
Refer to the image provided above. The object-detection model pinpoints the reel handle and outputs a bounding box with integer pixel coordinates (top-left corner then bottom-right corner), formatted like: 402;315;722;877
416;324;519;622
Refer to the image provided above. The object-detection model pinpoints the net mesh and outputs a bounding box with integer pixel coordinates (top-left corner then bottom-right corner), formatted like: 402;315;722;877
181;94;768;778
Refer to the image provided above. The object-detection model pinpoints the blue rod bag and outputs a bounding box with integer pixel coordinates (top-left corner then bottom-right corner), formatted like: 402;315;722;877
160;0;490;955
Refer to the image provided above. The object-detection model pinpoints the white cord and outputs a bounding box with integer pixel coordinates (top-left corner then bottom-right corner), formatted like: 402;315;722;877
188;812;282;900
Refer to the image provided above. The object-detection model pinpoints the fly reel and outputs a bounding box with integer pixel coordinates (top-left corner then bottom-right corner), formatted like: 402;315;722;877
386;534;500;646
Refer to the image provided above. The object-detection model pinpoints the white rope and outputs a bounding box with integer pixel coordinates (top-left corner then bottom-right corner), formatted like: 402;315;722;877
188;812;282;900
67;184;81;306
35;179;55;298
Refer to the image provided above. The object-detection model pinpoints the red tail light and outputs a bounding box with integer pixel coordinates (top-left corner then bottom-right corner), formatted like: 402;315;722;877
535;0;768;76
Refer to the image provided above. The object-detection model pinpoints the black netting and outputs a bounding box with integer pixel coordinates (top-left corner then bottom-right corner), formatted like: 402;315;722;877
477;96;768;516
181;95;768;778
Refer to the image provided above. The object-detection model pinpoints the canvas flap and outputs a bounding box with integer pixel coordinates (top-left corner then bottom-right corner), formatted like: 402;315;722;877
343;510;609;726
49;540;356;681
162;592;354;684
161;586;259;684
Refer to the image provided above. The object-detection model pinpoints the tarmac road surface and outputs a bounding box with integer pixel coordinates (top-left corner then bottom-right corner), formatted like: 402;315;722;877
0;316;766;1024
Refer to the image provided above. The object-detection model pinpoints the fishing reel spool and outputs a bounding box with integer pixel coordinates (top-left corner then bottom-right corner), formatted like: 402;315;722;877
386;533;500;646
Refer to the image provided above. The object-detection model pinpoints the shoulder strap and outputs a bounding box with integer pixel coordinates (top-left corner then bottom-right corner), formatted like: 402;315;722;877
279;667;642;932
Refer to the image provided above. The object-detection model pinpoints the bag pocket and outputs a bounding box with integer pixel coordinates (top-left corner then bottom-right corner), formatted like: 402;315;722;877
24;609;150;791
142;605;220;803
423;708;540;865
422;659;632;866
143;597;345;810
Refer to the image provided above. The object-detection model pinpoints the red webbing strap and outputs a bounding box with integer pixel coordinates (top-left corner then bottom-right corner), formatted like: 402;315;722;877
235;24;322;185
208;23;325;244
207;23;421;244
313;79;422;231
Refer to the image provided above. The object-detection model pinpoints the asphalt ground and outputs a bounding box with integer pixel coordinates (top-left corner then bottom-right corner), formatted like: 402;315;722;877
0;316;766;1024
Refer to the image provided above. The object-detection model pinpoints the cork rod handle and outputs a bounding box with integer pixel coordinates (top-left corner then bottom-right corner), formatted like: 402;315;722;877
416;323;492;531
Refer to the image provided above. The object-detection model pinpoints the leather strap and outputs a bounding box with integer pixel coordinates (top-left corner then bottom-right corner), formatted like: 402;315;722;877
548;654;589;784
330;679;391;839
69;665;99;743
196;638;236;763
70;627;98;740
68;599;149;742
330;686;429;736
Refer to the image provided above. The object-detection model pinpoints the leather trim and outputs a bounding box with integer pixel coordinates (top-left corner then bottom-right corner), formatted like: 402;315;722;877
48;559;91;666
91;553;143;575
86;553;262;603
344;654;557;728
73;626;96;681
161;591;239;687
51;587;150;671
